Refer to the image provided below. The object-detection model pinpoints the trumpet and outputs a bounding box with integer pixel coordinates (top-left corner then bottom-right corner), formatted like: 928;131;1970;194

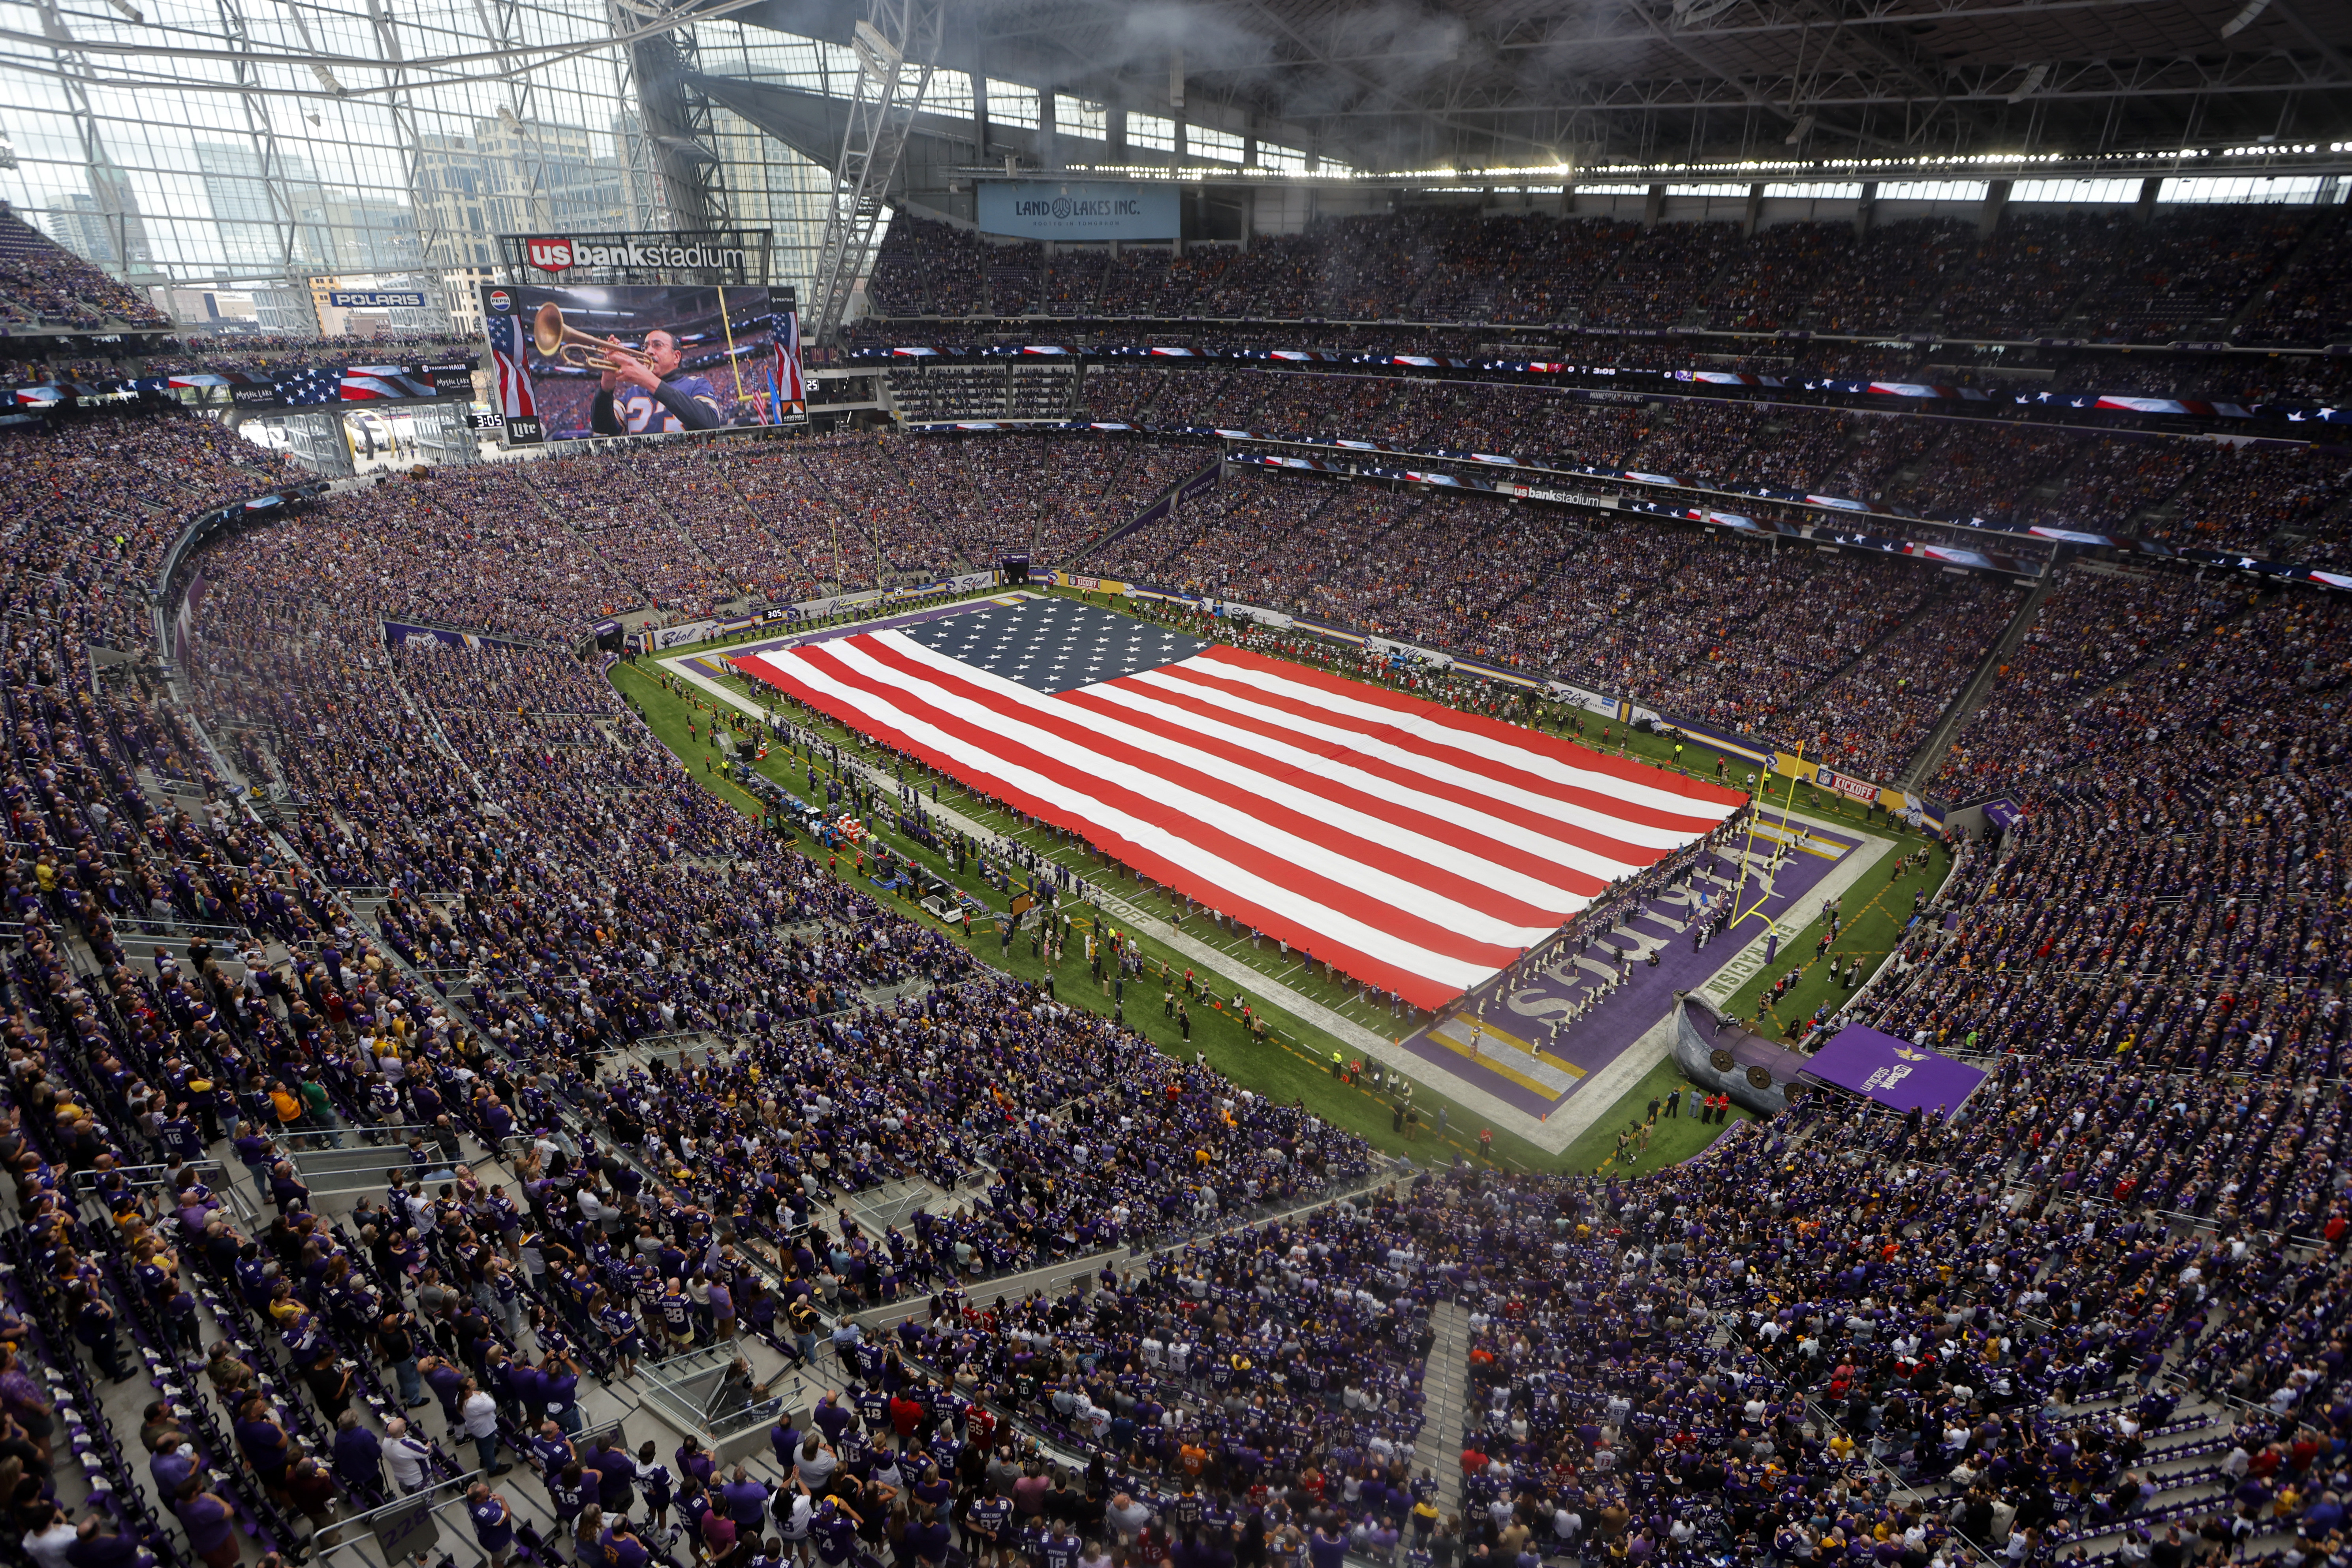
532;301;643;372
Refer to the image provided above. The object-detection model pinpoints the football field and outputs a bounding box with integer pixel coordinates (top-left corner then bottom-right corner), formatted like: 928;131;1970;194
641;590;1930;1159
725;594;1750;1014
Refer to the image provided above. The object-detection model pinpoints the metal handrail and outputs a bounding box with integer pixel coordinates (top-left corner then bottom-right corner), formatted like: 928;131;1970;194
68;1158;245;1222
309;1465;563;1568
115;914;254;942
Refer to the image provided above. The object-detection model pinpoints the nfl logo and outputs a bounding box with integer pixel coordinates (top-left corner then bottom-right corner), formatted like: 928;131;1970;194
526;237;573;271
487;289;512;312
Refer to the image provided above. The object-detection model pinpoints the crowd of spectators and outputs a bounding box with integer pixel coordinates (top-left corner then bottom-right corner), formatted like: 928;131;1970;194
866;338;2352;425
648;447;840;607
1042;251;1108;318
2149;444;2352;560
2067;209;2309;344
1861;778;2351;1085
1803;217;1983;334
167;506;1386;1290
16;380;2352;1568
1777;573;2025;780
1089;361;2352;563
882;435;1205;573
141;332;480;376
848;299;2352;403
985;245;1046;317
1087;459;2025;786
1932;567;2238;790
888;367;1081;423
10;376;2352;1568
1623;403;1762;485
1607;549;1932;734
0;353;124;385
2015;440;2208;534
1701;222;1847;332
869;217;991;317
1876;424;2083;525
2235;207;2352;347
2;409;304;651
0;205;169;329
1091;245;1282;320
864;201;2352;350
186;465;632;641
1074;370;1673;474
1930;212;2149;340
18;384;2341;808
0;332;482;393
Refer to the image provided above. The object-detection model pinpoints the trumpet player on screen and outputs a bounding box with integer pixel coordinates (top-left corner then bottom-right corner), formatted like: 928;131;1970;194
589;326;724;436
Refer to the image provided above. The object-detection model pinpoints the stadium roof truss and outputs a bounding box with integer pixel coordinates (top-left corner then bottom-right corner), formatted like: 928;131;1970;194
4;0;2346;310
915;0;2352;171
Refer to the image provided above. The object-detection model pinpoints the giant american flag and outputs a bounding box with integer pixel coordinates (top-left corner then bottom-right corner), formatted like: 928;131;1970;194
772;305;804;416
484;312;539;424
732;597;1745;1010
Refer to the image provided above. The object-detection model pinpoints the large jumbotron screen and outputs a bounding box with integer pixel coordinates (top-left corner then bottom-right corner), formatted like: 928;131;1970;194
480;282;803;444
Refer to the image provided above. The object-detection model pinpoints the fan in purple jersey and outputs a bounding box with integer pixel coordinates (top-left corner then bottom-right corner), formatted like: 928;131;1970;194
590;327;723;436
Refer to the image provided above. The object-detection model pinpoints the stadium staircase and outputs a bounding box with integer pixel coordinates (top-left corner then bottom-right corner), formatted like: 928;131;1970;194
384;658;496;799
1684;557;1959;726
1086;457;1227;564
2222;207;2338;340
1412;1300;1472;1514
1894;571;2055;792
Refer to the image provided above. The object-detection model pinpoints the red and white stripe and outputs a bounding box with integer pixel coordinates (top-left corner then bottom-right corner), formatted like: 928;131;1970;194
733;634;1745;1010
774;306;805;410
487;317;538;421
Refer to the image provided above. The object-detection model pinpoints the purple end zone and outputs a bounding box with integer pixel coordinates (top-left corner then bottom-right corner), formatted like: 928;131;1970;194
1395;820;1866;1115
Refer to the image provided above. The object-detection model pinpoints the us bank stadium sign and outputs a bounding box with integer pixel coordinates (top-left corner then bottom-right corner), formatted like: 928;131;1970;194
498;229;772;285
1507;483;1621;511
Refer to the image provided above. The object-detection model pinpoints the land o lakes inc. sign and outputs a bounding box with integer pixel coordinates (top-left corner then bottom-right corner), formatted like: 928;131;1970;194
976;181;1181;241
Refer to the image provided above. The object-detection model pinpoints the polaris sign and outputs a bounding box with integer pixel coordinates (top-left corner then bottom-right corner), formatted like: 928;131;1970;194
327;290;427;309
524;236;750;273
977;181;1179;241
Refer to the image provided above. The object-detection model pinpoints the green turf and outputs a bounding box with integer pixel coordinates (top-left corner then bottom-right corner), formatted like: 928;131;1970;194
1553;1051;1751;1175
612;655;1568;1171
609;588;1948;1173
1717;815;1958;1045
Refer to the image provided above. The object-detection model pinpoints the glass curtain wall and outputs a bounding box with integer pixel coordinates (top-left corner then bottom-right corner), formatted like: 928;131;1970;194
0;0;645;310
688;21;923;311
0;0;930;326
